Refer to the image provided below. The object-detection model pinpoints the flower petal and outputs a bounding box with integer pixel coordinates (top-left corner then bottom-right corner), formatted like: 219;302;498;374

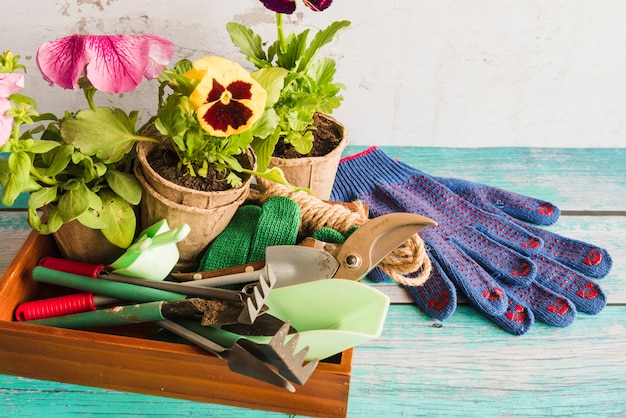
201;100;254;135
0;98;13;146
303;0;333;11
84;35;150;93
260;0;296;14
37;34;174;93
139;34;175;80
36;35;89;90
0;73;24;98
189;56;267;137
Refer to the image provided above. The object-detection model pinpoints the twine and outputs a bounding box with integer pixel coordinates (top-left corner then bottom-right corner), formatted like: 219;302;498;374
250;183;432;286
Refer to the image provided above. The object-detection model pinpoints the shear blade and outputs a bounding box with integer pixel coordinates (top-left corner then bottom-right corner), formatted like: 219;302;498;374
335;213;437;280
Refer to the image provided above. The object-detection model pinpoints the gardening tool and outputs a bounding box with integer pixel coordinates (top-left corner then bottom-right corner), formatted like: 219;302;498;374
31;265;274;325
176;318;318;385
110;219;191;280
245;279;390;361
22;304;296;391
14;292;121;321
157;319;297;392
173;212;436;288
23;298;247;328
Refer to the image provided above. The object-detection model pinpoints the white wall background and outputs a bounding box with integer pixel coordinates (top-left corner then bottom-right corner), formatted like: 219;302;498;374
2;0;626;148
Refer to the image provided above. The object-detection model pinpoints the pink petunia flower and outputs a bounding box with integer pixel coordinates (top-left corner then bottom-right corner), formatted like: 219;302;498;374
0;73;24;146
260;0;332;14
36;34;175;93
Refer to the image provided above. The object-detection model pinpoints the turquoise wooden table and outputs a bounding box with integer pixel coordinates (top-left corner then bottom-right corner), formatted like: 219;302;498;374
1;146;625;417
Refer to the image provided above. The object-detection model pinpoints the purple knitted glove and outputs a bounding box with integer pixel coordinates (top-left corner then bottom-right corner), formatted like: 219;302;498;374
331;147;610;335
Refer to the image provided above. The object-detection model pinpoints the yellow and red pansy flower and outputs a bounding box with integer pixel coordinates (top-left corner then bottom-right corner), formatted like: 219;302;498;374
187;56;267;137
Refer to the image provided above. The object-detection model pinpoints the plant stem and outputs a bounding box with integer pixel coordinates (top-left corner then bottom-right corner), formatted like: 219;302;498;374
84;86;97;111
276;13;287;54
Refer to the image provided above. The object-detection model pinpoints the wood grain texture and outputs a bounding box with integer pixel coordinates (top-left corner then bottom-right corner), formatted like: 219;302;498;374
1;147;625;417
343;146;626;212
348;305;626;417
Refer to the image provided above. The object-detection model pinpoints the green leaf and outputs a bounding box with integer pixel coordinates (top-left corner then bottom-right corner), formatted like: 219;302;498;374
97;189;136;248
28;206;62;234
251;125;280;172
307;57;337;86
243;166;313;195
93;161;107;178
225;172;243;188
155;95;187;139
41;145;73;177
287;109;314;132
224;130;253;155
24;139;61;154
28;186;58;210
85;188;103;211
297;20;350;72
9;93;37;109
1;173;22;206
32;112;59;123
76;209;106;230
288;130;314;155
226;22;269;68
57;181;90;222
105;170;142;205
251;107;280;140
252;67;288;108
277;30;309;70
8;150;31;184
60;107;143;164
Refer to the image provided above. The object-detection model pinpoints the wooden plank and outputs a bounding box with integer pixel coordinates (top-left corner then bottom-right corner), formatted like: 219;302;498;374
0;376;286;417
347;304;626;417
0;212;30;274
346;146;626;212
2;304;623;416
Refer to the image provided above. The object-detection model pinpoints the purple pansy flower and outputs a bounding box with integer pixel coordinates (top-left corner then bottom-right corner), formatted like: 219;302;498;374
0;73;24;146
260;0;332;14
36;34;174;93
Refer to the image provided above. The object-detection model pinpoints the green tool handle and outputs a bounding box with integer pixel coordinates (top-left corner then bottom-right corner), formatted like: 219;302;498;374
32;266;185;302
25;301;166;329
175;318;241;347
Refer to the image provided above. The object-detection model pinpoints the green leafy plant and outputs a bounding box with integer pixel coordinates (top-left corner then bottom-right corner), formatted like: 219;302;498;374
227;3;350;172
0;34;174;248
147;55;268;188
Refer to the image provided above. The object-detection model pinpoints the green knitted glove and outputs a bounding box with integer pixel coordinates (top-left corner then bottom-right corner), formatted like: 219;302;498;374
311;225;359;244
248;196;301;262
199;196;301;271
199;205;262;271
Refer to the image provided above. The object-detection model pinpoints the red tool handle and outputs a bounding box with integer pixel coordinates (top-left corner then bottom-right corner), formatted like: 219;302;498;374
15;292;98;321
38;256;107;278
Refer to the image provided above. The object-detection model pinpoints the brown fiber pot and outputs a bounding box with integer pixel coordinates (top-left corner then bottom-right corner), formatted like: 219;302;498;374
134;145;255;271
135;141;251;210
51;216;126;265
256;114;348;200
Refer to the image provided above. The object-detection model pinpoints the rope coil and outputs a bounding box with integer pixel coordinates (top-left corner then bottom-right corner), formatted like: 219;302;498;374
250;183;431;286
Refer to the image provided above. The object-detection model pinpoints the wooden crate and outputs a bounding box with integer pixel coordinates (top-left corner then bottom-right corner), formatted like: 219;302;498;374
0;231;352;417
